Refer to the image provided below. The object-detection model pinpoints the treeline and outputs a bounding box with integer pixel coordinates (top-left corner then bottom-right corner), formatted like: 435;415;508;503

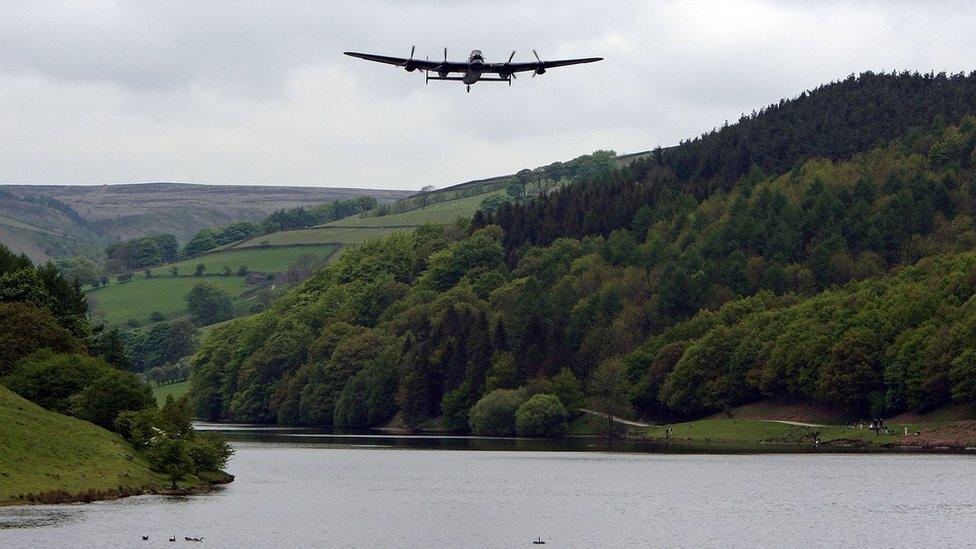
630;251;976;418
98;196;378;274
105;234;179;272
182;196;377;257
478;71;976;250
190;113;976;428
377;151;621;218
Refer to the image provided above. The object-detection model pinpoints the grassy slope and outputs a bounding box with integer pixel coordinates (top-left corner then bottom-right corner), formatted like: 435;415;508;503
153;380;190;402
87;276;251;327
231;226;407;247
228;187;500;249
638;419;922;446
149;244;338;276
327;189;506;228
0;385;165;503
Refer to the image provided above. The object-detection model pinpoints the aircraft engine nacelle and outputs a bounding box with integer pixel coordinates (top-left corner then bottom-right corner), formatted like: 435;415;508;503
535;67;546;75
499;72;511;80
439;71;449;78
405;65;417;72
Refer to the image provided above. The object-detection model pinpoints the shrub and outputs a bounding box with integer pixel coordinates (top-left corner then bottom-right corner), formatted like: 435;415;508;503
147;437;194;488
149;311;166;322
71;369;156;429
115;408;160;450
468;388;527;436
186;432;234;473
515;394;568;437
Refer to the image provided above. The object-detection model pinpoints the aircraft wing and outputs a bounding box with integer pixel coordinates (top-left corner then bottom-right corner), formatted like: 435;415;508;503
343;52;466;72
484;57;603;73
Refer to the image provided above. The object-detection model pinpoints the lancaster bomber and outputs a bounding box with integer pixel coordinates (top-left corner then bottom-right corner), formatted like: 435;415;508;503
343;47;603;92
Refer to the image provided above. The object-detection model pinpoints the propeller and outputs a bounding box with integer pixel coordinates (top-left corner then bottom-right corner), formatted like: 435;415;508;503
532;49;546;77
502;50;517;85
403;45;418;72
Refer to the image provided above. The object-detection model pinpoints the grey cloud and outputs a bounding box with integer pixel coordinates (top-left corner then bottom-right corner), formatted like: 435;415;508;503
0;1;974;189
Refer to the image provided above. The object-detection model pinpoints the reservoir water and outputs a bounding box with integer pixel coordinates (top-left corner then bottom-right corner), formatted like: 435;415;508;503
2;426;975;548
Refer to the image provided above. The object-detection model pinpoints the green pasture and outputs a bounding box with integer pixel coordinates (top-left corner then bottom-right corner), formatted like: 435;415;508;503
150;244;338;276
87;276;251;327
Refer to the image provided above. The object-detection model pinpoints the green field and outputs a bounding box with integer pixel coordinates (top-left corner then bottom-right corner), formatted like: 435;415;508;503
328;189;505;228
232;226;406;247
0;384;166;503
87;276;252;327
639;419;928;446
150;244;338;276
153;380;190;402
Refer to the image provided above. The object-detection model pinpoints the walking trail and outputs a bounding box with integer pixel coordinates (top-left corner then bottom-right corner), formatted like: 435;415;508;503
579;409;825;429
579;408;654;427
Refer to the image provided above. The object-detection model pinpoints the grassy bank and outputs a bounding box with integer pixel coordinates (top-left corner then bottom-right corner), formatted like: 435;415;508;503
0;385;166;504
153;380;190;402
566;404;976;450
0;385;230;505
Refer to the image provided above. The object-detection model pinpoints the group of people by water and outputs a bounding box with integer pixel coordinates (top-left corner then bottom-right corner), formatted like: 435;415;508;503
848;418;920;437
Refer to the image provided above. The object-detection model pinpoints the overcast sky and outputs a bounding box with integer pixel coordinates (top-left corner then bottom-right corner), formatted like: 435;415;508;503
1;1;975;190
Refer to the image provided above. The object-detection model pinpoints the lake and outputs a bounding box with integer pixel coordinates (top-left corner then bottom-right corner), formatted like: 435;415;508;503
2;426;975;548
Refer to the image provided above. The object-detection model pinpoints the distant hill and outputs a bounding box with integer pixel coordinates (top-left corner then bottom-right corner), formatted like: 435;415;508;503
0;182;411;262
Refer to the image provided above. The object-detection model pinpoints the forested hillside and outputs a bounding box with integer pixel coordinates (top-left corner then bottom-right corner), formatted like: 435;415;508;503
191;72;976;430
479;71;976;249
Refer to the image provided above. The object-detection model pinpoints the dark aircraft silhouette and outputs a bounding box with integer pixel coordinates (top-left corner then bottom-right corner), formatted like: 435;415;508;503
343;47;602;92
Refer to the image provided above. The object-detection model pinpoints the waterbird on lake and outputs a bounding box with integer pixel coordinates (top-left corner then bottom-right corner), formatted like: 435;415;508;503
533;537;546;544
142;535;149;541
169;535;176;542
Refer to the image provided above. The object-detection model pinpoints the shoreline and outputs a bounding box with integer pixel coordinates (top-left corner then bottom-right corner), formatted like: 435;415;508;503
1;471;234;508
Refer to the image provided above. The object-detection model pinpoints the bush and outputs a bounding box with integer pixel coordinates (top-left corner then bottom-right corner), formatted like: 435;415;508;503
71;369;156;429
127;319;140;328
147;437;194;488
115;408;160;450
468;388;527;436
515;394;568;437
149;311;166;322
186;432;234;472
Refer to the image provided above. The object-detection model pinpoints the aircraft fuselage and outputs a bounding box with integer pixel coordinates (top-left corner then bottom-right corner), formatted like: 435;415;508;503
463;50;485;84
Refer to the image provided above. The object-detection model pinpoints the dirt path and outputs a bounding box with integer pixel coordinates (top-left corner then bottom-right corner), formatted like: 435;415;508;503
579;408;654;427
763;419;825;427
